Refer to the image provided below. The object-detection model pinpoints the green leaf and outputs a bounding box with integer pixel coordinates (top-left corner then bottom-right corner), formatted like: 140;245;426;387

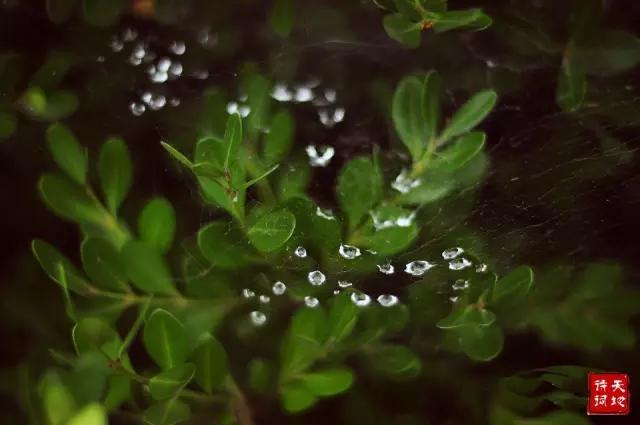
572;30;640;76
67;402;107;425
383;14;421;48
492;265;534;305
82;0;126;27
104;375;131;411
192;335;228;393
432;132;485;171
38;173;107;225
277;159;311;200
46;123;87;185
149;364;195;400
31;51;74;89
143;309;189;370
120;241;176;295
358;204;418;256
328;292;359;345
285;197;342;255
32;239;90;294
161;142;194;169
0;111;17;140
243;71;271;137
433;9;492;33
72;318;120;357
241;164;280;190
39;372;76;425
299;368;354;396
556;58;586;112
98;137;132;215
439;90;497;144
263;110;294;165
280;382;317;413
456;323;504;361
197;221;257;269
143;399;191;425
364;344;422;381
81;237;129;292
270;0;294;37
336;157;383;231
223;113;242;170
138;198;176;254
280;307;328;378
247;208;296;252
436;306;496;329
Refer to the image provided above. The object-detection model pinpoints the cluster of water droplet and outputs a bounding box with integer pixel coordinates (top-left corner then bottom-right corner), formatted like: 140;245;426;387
391;169;421;194
371;210;417;230
306;145;335;167
271;81;345;128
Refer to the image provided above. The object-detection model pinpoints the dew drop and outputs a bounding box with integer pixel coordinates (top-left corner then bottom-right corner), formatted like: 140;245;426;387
442;247;464;260
169;41;186;55
333;289;340;295
377;294;399;307
315;206;336;220
169;97;181;107
294;87;314;102
475;263;488;273
226;101;239;114
109;38;124;52
272;281;286;295
391;169;421;194
339;244;361;260
350;291;371;307
404;260;436;276
129;102;145;116
306;145;335;167
149;95;166;111
377;262;395;275
449;296;459;303
169;62;183;77
128;55;142;66
307;270;326;286
250;311;267;326
272;83;292;102
242;288;255;299
333;107;345;122
157;58;172;71
304;296;319;308
122;28;137;42
452;279;469;291
338;280;352;288
150;71;168;83
448;257;472;271
259;295;271;304
294;246;307;258
324;88;337;103
238;105;251;118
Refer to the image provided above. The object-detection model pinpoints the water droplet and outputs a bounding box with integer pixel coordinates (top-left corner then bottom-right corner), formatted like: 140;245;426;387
96;56;105;63
338;280;352;288
129;102;145;116
486;59;497;68
226;101;239;114
442;247;464;260
339;244;361;260
132;43;146;59
315;206;336;220
109;38;124;52
272;281;287;295
377;262;395;275
128;55;142;66
169;62;183;77
157;57;172;72
391;169;421;194
149;95;166;111
169;41;186;55
452;279;469;291
448;257;472;271
272;83;292;102
449;296;459;303
350;291;371;307
250;311;267;326
294;87;314;102
238;105;251;118
294;246;307;258
475;263;488;273
333;289;340;295
306;145;335;167
150;71;168;83
197;28;218;47
259;295;271;304
122;28;137;42
191;69;209;79
333;107;345;122
324;88;337;103
169;97;181;107
405;260;436;276
377;294;399;307
242;288;255;299
141;92;153;104
371;210;416;230
307;270;326;286
304;296;319;308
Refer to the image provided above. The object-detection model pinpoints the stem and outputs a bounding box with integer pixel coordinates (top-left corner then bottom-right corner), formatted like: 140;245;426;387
242;146;277;205
227;376;254;425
